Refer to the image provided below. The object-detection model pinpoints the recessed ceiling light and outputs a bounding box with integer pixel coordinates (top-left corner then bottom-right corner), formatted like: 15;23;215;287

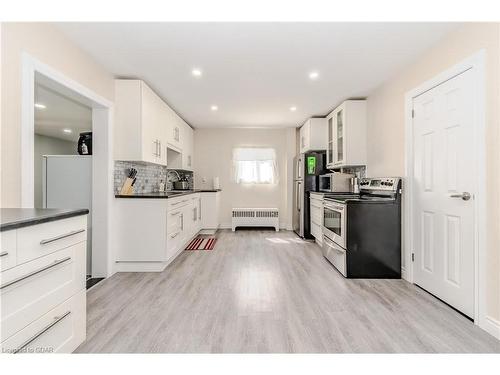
34;103;46;109
192;69;202;77
211;105;218;111
290;106;297;112
63;129;72;134
309;71;319;80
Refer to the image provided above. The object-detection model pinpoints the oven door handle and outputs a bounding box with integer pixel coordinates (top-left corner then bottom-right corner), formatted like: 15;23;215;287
324;203;345;211
323;236;346;254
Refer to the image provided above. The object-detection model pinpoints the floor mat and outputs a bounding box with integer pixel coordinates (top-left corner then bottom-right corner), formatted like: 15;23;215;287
185;237;217;250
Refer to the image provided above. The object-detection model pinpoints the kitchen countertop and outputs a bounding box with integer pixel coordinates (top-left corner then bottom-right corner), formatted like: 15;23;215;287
115;189;221;199
0;208;89;232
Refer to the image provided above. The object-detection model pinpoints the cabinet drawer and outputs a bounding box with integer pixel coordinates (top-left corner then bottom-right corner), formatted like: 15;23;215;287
166;231;181;260
167;209;183;235
1;230;17;271
167;197;190;211
17;216;87;265
1;243;85;341
322;237;346;277
1;289;86;354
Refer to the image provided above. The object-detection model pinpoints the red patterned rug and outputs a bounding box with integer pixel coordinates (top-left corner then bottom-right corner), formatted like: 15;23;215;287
185;237;217;251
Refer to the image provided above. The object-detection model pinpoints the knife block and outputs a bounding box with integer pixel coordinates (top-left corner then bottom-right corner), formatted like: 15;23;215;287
119;177;135;195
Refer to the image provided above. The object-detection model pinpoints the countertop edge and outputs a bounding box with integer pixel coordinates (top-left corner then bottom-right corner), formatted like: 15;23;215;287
115;190;221;199
0;208;89;232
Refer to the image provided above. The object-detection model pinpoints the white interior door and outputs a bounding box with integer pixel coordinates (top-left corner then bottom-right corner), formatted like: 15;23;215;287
412;69;475;318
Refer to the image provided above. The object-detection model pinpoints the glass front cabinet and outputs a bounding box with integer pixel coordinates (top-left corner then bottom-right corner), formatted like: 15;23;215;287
325;100;367;168
326;115;335;168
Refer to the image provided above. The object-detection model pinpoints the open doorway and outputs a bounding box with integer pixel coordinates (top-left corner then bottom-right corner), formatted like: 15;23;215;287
33;73;97;285
21;54;114;284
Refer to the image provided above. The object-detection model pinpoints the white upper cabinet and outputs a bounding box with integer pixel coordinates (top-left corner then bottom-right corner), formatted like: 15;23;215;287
114;79;195;169
114;80;168;166
326;100;367;168
298;118;328;153
167;109;183;152
181;123;194;171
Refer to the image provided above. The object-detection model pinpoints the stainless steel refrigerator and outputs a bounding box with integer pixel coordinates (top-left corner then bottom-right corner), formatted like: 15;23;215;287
293;151;326;238
43;155;92;275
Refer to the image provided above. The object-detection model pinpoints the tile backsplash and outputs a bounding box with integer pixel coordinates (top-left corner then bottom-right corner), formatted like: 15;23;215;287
114;161;193;194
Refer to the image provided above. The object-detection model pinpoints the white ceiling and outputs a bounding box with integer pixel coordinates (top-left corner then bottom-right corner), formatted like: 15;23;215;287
35;78;92;142
56;22;459;129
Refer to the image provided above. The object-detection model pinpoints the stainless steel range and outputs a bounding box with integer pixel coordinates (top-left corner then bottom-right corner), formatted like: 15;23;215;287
322;177;402;278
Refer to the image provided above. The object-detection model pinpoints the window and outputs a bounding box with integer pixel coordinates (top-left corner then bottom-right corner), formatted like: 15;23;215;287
233;148;278;184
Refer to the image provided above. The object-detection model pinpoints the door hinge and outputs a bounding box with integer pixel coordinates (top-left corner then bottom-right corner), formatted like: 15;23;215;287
411;253;415;262
411;109;415;118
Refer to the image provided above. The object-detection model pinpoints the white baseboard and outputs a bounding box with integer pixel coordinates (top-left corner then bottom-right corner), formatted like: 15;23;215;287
114;261;167;272
481;315;500;340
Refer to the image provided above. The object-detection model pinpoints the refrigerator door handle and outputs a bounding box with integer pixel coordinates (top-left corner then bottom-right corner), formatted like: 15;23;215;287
296;182;301;212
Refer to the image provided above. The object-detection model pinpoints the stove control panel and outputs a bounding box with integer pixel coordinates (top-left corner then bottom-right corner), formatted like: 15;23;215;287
359;177;400;191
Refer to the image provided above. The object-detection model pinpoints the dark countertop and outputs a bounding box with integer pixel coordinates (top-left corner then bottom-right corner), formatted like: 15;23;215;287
115;189;221;199
1;208;89;232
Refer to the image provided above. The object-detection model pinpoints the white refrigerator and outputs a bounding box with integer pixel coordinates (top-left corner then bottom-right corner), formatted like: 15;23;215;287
43;155;92;276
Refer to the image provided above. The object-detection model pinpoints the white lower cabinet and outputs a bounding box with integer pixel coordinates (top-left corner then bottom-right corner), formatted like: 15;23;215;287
0;214;87;354
310;193;324;245
1;290;86;354
200;192;220;233
115;193;203;272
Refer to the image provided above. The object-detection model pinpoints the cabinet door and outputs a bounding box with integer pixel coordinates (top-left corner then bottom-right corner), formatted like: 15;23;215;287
181;124;194;171
326;115;334;167
299;125;305;153
157;103;169;166
334;108;345;165
167;109;182;151
140;83;160;164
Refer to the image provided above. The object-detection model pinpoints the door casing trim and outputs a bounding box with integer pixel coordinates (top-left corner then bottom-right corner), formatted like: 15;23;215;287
404;50;492;336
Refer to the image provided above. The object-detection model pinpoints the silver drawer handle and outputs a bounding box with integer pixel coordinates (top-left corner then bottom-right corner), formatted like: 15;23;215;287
13;311;71;354
0;251;8;257
170;201;183;206
170;211;181;216
40;229;85;245
170;232;179;239
0;257;71;290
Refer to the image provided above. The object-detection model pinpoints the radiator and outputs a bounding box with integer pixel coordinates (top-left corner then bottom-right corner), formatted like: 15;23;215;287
231;208;279;232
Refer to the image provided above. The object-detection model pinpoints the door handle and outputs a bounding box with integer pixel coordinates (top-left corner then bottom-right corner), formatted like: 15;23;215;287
450;192;471;201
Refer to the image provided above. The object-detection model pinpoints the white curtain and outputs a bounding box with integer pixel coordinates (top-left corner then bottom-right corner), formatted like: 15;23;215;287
233;148;278;184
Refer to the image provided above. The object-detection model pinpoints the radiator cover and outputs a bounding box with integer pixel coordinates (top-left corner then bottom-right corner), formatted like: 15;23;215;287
231;208;279;231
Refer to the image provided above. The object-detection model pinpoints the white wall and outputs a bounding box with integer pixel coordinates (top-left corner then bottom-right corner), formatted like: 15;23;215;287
366;22;500;323
1;22;114;207
33;134;78;208
194;127;296;229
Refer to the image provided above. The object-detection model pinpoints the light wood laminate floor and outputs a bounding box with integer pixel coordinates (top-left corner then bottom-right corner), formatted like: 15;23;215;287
77;230;500;353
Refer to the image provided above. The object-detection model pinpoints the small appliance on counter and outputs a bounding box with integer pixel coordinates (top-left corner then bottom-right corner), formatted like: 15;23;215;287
173;176;190;190
213;176;220;190
77;132;92;155
322;177;402;278
318;172;353;193
119;168;137;195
